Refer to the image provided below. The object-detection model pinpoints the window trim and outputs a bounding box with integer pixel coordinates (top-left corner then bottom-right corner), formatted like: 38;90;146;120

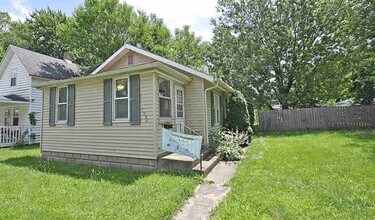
112;76;130;122
4;109;11;126
10;68;17;87
12;108;19;126
214;93;220;124
56;86;68;124
158;77;172;120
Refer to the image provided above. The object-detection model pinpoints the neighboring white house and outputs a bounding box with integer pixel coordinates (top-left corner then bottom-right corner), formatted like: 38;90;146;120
0;45;80;147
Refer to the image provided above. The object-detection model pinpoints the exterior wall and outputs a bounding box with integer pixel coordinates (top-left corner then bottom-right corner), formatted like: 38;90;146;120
184;76;205;136
0;104;29;126
108;51;155;71
29;77;47;143
42;151;156;171
0;54;31;98
41;72;156;160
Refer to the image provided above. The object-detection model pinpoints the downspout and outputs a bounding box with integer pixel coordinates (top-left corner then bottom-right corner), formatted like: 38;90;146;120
204;79;219;146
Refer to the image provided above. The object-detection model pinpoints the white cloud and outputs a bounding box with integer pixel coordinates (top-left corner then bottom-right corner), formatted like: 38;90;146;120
122;0;218;41
9;0;32;21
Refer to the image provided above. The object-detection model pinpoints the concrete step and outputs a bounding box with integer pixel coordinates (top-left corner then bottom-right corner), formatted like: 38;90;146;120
157;147;213;172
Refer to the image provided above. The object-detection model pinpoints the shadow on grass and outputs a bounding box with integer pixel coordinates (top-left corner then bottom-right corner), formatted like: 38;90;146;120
9;144;40;151
342;130;375;161
1;155;197;186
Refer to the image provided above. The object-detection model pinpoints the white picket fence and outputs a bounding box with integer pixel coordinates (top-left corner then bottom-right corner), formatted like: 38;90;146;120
0;126;29;147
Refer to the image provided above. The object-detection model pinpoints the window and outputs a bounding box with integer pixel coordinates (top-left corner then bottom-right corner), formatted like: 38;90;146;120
176;89;183;118
57;87;68;122
159;77;171;118
4;109;10;126
10;69;17;86
114;78;129;120
214;94;220;124
13;109;19;126
128;55;134;65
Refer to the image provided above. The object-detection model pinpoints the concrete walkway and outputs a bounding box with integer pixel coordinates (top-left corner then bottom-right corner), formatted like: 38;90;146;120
174;161;239;220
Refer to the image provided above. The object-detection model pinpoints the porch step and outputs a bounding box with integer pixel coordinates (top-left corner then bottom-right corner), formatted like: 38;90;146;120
157;147;216;173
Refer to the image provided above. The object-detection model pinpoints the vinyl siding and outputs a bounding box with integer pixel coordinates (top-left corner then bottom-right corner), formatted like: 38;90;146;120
29;77;46;143
0;54;31;98
0;104;29;126
184;76;205;135
205;81;227;134
41;72;156;159
108;52;155;71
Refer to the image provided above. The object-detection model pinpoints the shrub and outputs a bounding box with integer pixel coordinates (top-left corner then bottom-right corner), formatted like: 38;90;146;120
226;90;254;136
208;129;223;150
222;129;250;146
216;138;244;161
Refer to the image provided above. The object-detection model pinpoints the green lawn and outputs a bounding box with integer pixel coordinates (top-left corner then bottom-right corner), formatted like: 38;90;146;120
213;130;375;219
0;145;200;219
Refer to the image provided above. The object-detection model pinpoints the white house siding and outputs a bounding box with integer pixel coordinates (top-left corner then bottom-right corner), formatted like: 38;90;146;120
0;54;31;99
41;72;156;159
29;78;45;143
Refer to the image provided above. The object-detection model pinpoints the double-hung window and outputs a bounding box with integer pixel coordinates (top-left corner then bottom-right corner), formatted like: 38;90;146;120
13;109;19;126
10;69;17;86
4;109;10;126
159;77;171;118
114;78;129;120
214;94;220;124
57;87;68;122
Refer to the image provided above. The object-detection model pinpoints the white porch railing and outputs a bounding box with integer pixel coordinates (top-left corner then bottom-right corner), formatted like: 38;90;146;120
0;126;29;147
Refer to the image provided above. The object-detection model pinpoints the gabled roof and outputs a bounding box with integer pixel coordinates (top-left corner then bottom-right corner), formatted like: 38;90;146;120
92;44;214;82
0;45;81;80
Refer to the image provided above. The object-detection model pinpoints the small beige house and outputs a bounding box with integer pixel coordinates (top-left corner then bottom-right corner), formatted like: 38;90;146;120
38;45;233;170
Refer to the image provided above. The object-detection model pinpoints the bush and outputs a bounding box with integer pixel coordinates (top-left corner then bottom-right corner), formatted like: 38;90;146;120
216;138;244;161
210;129;248;161
226;90;254;136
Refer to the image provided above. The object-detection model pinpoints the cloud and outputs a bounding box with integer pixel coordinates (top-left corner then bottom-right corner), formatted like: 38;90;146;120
122;0;218;41
9;0;32;21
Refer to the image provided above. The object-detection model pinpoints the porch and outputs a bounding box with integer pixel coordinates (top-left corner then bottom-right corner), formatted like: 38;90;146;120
0;126;30;147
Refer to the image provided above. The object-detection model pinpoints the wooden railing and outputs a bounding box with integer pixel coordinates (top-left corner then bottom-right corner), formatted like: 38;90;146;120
0;126;29;147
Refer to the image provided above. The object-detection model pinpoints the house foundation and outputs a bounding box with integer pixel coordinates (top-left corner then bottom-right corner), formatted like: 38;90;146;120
41;151;157;171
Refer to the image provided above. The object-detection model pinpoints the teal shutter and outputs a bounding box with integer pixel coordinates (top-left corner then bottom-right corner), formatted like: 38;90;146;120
49;87;56;127
130;74;141;125
67;84;75;126
103;79;112;126
210;91;215;127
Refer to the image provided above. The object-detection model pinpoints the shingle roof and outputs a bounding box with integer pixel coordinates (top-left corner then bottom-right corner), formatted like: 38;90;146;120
3;94;29;102
10;45;81;80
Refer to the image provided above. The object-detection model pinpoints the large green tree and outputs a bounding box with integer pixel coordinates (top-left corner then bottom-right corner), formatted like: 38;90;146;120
210;0;355;109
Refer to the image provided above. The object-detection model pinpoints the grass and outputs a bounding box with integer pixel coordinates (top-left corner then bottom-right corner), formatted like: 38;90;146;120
213;130;375;219
0;145;201;219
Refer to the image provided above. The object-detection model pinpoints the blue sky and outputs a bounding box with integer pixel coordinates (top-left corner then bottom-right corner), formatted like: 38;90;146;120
1;0;217;41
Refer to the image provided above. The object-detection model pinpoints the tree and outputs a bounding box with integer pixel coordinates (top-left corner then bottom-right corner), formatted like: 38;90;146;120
25;8;69;59
210;0;354;109
170;25;209;71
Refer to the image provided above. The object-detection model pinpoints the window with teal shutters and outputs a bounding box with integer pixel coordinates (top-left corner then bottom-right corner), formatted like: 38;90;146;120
130;74;141;125
103;79;113;126
49;87;56;127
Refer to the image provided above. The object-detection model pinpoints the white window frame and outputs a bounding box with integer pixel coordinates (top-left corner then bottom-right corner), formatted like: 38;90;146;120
158;77;172;120
113;77;130;122
12;109;19;126
4;109;11;126
10;68;17;87
214;93;220;124
56;86;68;124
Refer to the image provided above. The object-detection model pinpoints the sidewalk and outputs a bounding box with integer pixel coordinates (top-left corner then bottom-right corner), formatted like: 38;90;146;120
174;161;239;220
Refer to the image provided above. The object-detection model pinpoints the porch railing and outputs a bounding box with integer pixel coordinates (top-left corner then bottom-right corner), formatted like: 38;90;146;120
0;126;29;147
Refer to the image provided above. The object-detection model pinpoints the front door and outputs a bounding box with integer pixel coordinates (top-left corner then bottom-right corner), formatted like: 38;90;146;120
175;86;185;133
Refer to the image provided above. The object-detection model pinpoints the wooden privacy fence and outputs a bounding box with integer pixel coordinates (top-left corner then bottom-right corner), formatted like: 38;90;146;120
259;105;375;132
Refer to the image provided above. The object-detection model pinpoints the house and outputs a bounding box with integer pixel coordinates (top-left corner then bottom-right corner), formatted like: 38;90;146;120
37;44;233;171
0;45;80;147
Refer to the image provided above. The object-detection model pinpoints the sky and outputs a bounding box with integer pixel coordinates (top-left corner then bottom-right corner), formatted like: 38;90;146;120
0;0;218;41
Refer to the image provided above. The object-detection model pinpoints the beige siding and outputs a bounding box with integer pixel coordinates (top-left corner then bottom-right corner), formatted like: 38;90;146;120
108;52;155;71
0;104;29;126
41;73;156;159
184;76;205;135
